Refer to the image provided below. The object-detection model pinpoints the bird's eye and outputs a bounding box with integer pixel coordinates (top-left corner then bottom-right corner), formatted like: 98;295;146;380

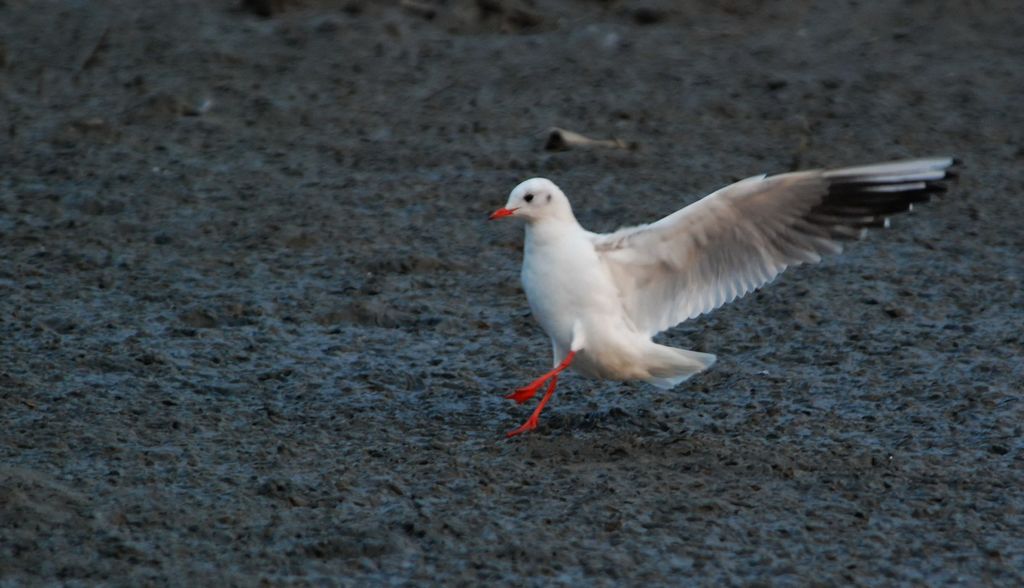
524;194;534;203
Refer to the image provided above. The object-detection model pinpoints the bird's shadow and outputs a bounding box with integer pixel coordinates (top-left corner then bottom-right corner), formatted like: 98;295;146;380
530;406;674;436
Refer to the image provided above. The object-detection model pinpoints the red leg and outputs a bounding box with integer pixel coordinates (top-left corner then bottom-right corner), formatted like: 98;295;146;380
503;351;577;404
506;375;558;437
503;351;577;437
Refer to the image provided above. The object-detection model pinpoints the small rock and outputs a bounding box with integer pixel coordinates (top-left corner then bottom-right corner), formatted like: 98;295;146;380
136;353;162;365
506;7;543;30
241;0;291;17
400;0;437;20
632;7;668;25
180;309;217;329
477;0;502;16
883;306;906;318
43;317;76;334
315;18;340;33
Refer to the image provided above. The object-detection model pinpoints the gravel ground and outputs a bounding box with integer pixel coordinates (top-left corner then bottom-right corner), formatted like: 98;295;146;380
1;0;1022;585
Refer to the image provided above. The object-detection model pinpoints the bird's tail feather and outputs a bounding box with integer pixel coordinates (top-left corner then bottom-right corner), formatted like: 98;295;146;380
643;345;716;389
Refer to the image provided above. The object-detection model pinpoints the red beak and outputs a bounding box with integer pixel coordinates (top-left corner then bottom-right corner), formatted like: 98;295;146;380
488;207;518;220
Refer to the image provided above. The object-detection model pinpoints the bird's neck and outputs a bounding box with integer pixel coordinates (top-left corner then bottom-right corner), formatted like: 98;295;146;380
524;217;584;247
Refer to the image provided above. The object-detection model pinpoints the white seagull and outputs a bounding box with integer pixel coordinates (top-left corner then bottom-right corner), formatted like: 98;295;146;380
489;157;957;437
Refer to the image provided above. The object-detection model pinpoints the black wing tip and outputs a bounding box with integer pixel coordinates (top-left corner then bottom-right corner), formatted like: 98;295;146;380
809;157;959;233
797;156;959;243
942;157;961;181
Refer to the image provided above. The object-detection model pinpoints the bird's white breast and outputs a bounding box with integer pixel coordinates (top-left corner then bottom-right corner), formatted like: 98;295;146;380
521;222;621;353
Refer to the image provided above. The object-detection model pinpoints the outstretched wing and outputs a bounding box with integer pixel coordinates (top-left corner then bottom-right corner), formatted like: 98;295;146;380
593;157;957;337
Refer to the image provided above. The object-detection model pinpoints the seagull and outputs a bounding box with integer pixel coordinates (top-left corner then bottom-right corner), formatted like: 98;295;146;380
489;157;957;437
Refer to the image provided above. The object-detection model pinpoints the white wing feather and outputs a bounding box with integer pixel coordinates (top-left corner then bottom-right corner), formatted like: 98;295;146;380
593;158;955;337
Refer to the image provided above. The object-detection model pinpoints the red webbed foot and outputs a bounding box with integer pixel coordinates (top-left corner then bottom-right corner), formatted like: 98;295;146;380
501;351;576;404
504;380;547;404
506;376;558;437
502;351;577;437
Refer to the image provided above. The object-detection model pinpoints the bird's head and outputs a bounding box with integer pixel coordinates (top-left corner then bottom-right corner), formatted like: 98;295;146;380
489;178;574;223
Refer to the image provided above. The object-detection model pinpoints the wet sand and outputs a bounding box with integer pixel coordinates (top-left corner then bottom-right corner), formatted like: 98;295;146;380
1;1;1022;584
